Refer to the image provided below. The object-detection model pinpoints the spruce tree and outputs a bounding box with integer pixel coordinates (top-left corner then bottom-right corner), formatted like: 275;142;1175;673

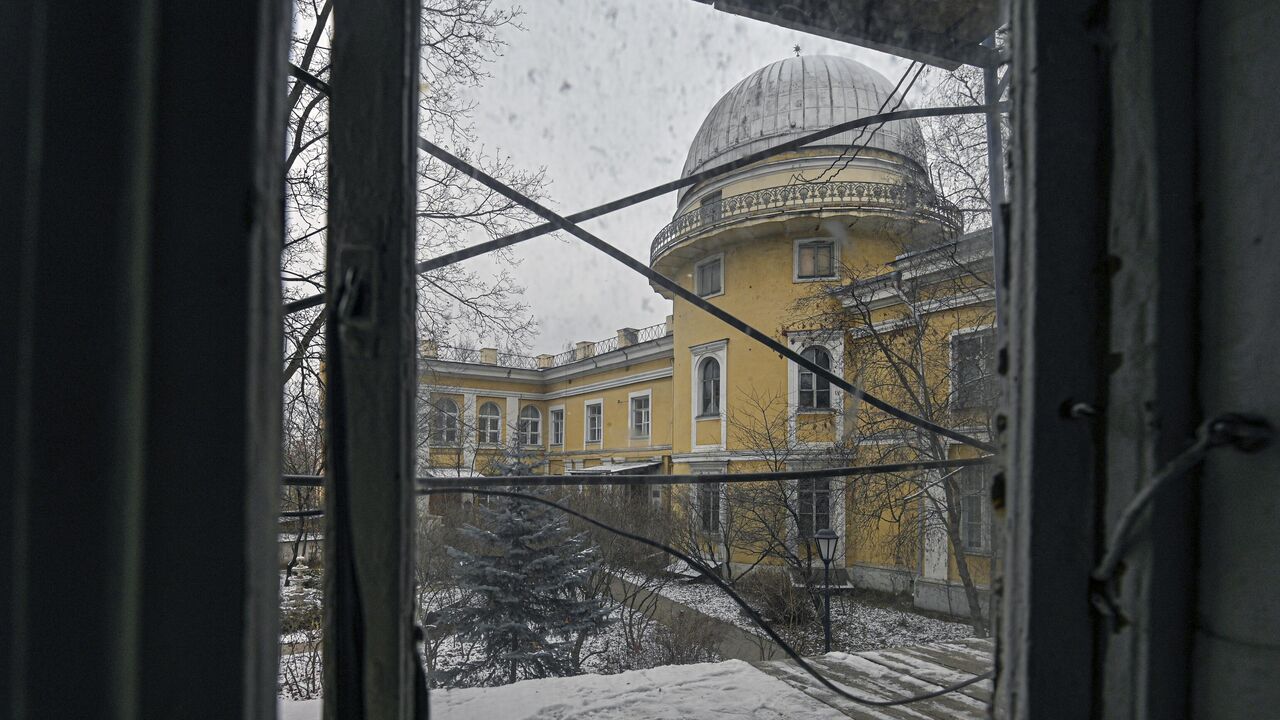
439;445;612;687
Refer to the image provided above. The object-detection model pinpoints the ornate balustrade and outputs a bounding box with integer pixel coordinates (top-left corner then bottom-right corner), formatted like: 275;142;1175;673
651;181;963;263
429;321;669;371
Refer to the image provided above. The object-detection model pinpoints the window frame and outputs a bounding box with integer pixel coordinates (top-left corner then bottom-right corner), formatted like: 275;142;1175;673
548;405;565;446
797;477;832;539
694;253;724;298
950;326;996;411
628;389;651;439
957;467;991;554
583;398;604;445
517;405;541;446
430;396;459;445
698;482;722;532
699;189;723;225
477;401;502;445
697;356;721;417
794;238;838;282
797;346;833;411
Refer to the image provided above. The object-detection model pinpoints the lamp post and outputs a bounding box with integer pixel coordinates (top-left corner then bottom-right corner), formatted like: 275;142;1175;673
814;528;839;653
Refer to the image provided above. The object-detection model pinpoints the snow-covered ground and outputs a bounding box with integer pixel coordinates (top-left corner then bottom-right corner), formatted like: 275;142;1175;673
618;571;973;652
280;660;850;720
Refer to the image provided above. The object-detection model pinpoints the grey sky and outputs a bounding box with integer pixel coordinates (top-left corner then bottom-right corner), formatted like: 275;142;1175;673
461;0;918;354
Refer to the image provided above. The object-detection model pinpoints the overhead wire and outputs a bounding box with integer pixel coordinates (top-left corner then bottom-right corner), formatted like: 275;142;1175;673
409;136;996;453
286;487;994;707
796;59;920;186
283;62;1003;316
282;455;993;490
285;61;996;451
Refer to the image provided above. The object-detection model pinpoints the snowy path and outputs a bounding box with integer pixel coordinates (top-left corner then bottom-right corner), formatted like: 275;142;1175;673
606;573;782;662
751;638;994;719
279;639;993;719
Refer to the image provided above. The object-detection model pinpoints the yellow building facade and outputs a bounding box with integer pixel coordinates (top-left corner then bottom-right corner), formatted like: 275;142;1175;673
421;56;995;618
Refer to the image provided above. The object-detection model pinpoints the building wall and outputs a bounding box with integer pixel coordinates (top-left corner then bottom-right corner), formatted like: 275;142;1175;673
422;156;995;619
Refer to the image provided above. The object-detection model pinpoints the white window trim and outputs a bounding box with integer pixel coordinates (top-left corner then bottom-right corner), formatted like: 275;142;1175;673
689;339;727;452
787;468;846;566
786;332;844;447
583;398;604;445
428;395;461;447
948;324;996;410
694;252;725;299
548;404;565;447
517;404;542;446
793;237;840;283
476;399;504;446
628;389;652;445
691;461;729;543
956;467;993;555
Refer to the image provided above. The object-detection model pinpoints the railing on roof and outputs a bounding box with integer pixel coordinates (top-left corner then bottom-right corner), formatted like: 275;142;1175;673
429;321;669;371
431;345;541;370
651;180;964;263
547;321;669;367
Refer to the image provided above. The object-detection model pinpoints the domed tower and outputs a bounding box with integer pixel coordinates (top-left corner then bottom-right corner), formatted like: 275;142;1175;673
656;55;961;466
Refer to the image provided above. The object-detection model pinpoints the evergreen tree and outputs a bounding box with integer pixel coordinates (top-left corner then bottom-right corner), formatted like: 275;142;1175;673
438;445;612;687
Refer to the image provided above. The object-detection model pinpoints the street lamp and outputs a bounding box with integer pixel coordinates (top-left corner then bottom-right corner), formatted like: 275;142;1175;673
814;527;839;653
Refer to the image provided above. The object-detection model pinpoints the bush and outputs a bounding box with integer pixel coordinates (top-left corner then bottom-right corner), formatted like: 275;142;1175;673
739;570;816;626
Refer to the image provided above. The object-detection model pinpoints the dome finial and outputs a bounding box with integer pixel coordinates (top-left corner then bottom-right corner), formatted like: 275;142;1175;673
793;44;802;57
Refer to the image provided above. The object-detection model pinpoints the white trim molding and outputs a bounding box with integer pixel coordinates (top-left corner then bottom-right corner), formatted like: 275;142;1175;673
547;403;566;448
786;330;845;447
785;463;848;567
689;338;728;452
693;252;725;299
793;236;841;283
627;388;652;446
583;397;604;446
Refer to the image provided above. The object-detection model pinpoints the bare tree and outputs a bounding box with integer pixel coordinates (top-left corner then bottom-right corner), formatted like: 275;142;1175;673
791;234;996;636
279;2;549;512
919;54;1009;233
720;390;854;617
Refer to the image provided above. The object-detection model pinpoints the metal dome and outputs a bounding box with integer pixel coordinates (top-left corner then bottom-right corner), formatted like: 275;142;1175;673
680;55;927;184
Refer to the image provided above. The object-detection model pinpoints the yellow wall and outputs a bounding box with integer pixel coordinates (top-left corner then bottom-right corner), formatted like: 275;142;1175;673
420;147;995;603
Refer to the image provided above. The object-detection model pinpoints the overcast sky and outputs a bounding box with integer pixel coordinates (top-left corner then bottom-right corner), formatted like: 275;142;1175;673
458;0;920;353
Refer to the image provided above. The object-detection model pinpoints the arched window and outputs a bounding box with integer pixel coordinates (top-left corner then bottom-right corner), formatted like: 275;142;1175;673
798;346;832;409
518;405;541;446
431;398;458;444
478;402;501;444
699;357;720;416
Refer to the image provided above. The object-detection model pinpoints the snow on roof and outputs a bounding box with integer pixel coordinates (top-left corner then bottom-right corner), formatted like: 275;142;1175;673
422;468;487;479
280;659;849;720
279;640;994;719
565;461;661;475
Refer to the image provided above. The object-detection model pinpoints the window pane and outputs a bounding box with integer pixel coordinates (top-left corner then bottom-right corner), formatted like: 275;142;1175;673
696;258;721;296
798;241;834;278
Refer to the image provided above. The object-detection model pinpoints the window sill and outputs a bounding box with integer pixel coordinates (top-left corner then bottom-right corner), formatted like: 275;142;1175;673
695;289;724;300
694;413;721;421
796;407;835;415
794;275;838;283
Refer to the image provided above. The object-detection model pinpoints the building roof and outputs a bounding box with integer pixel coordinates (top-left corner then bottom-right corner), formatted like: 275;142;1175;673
679;55;928;195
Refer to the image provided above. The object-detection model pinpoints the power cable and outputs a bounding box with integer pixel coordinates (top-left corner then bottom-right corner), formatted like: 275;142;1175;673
409;136;996;453
428;489;993;706
292;487;995;707
281;455;993;490
825;63;927;181
1091;413;1272;619
797;60;919;186
283;62;1002;316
